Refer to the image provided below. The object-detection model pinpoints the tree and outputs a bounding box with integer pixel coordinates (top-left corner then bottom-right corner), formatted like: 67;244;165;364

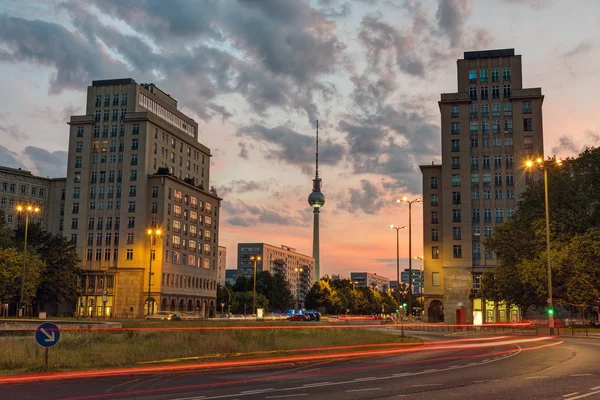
305;280;334;312
270;271;293;311
232;291;268;314
0;248;44;304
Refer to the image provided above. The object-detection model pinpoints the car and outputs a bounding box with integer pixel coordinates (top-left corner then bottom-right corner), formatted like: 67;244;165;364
288;314;309;321
163;313;182;321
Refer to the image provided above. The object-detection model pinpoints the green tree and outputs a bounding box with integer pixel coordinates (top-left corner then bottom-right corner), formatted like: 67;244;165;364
305;280;334;312
233;291;268;314
0;248;44;304
270;271;293;311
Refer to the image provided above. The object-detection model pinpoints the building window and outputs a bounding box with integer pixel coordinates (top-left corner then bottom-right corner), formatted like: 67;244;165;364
470;156;479;170
470;138;478;148
470;104;477;118
503;84;511;98
494;173;503;187
480;86;488;100
452;191;461;205
452;209;462;223
495;208;504;223
480;69;488;83
450;105;459;118
484;208;492;223
507;189;515;199
506;172;514;186
453;245;462;258
495;190;503;200
451;156;460;169
492;85;500;99
452;174;461;187
451;139;460;152
481;103;489;118
126;249;133;260
132;124;140;134
127;217;135;228
431;194;438;206
451;122;460;135
71;218;78;229
432;271;440;285
472;190;480;200
470;121;478;135
473;244;481;259
469;69;477;83
502;67;511;81
491;68;499;82
469;86;477;100
431;212;439;224
505;155;514;169
453;227;462;240
131;154;138;165
524;118;533;131
430;177;438;189
507;208;515;219
431;229;439;242
523;101;532;114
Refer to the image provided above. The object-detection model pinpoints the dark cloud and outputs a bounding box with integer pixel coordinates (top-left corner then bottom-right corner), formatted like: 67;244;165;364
0;124;29;141
222;199;305;227
358;13;425;77
238;142;249;160
23;146;67;178
217;179;272;197
0;145;25;169
346;179;386;214
237;124;345;168
562;40;594;58
0;14;126;94
436;0;471;48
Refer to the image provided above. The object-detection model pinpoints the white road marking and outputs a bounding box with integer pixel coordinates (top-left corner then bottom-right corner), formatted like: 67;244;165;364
354;377;377;381
449;365;461;368
412;384;442;387
423;369;437;372
564;391;600;400
473;380;486;383
393;373;411;377
266;395;308;399
483;359;491;362
591;386;600;391
570;374;593;377
302;382;333;387
525;376;549;379
346;388;381;393
562;393;580;398
240;389;274;394
489;379;502;382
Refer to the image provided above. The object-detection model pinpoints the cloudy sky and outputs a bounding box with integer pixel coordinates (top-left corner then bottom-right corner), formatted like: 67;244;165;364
0;0;598;278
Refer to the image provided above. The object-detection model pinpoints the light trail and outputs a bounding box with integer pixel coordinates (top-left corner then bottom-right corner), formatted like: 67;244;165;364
0;336;557;385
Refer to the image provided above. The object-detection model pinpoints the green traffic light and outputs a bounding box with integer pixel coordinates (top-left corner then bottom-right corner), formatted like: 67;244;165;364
402;303;407;308
548;309;554;315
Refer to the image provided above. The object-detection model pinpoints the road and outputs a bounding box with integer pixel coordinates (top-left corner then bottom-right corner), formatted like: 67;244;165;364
2;331;600;400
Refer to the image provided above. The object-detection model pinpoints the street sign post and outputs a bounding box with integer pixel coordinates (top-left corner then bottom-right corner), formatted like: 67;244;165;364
35;322;60;368
102;290;108;318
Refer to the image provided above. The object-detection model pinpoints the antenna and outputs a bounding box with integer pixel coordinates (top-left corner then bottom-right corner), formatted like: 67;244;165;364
315;120;319;178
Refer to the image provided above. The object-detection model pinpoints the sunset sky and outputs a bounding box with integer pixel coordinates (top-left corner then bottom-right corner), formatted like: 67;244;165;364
0;0;598;279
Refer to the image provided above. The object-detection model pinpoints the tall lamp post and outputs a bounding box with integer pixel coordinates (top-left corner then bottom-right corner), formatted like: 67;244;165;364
414;256;424;299
295;267;304;312
16;205;40;317
250;255;262;315
390;224;406;307
525;157;562;335
397;197;422;316
146;228;162;318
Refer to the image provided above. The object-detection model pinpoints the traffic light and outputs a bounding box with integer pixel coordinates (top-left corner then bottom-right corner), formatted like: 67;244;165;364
402;302;407;308
395;308;399;313
548;308;554;316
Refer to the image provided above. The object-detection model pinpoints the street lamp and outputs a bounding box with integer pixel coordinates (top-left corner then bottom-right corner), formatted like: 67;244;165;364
249;255;262;315
390;224;406;307
146;228;162;317
525;156;562;335
397;196;422;316
295;267;304;312
414;256;424;300
16;204;40;316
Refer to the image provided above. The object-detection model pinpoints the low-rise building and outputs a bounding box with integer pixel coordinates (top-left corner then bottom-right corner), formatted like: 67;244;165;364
350;272;390;291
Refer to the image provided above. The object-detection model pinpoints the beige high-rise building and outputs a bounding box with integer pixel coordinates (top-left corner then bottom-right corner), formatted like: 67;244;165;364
0;166;53;228
217;246;227;286
65;78;221;318
421;49;544;325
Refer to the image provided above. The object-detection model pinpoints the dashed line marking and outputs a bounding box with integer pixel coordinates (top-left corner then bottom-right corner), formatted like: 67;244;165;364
354;377;377;381
570;374;593;377
412;383;442;387
302;382;332;387
525;376;549;379
565;391;600;400
591;386;600;391
563;393;580;398
423;369;437;372
346;388;381;393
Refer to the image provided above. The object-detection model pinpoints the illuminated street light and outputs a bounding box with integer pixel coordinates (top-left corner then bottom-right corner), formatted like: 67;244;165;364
397;197;422;316
146;228;162;317
249;255;262;315
525;156;562;335
15;204;40;316
390;224;406;307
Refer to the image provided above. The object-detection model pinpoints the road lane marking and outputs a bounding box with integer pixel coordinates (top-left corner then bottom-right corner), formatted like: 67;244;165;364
393;373;411;377
525;376;549;379
302;382;333;387
473;380;486;383
266;395;308;399
570;374;593;377
563;393;580;398
449;365;460;368
412;384;442;387
346;388;381;393
240;389;274;394
591;386;600;390
423;369;437;372
489;379;502;382
565;391;600;399
354;377;377;381
483;359;491;362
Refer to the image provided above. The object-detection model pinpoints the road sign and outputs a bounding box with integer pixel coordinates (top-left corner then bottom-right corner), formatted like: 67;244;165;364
102;290;108;295
547;298;552;304
35;322;60;348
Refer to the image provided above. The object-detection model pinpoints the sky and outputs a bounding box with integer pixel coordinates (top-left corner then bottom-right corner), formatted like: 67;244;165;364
0;0;598;279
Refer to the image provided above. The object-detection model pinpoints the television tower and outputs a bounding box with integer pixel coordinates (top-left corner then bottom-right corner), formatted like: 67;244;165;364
308;121;325;282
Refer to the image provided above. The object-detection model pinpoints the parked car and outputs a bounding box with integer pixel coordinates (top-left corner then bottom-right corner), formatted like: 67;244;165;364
288;314;309;321
163;313;182;321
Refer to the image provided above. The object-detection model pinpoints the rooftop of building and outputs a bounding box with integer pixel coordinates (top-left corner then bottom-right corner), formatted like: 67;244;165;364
463;48;515;59
92;78;137;87
0;166;33;176
238;243;313;258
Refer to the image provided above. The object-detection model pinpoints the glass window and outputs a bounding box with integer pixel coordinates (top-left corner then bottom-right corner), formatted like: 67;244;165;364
453;245;462;258
432;248;440;260
469;69;477;82
452;174;461;187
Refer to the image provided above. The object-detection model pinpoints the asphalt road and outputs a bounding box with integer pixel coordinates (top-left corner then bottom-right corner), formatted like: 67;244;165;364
2;332;600;400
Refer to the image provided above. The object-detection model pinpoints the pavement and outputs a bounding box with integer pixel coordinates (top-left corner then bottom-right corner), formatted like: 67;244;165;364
2;330;600;400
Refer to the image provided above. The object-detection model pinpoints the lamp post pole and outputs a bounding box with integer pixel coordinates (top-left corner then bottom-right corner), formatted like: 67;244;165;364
16;205;39;317
250;255;262;315
526;157;561;335
390;225;406;307
146;228;162;318
295;267;304;312
398;197;422;317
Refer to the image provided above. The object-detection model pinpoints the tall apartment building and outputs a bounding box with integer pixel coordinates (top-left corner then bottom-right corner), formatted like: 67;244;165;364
421;49;544;324
237;243;315;304
65;78;221;318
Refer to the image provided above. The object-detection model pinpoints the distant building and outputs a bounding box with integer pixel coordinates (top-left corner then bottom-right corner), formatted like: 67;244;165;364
398;269;423;296
237;243;314;303
328;274;346;281
350;272;390;291
225;269;238;286
217;246;227;285
0;166;55;230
